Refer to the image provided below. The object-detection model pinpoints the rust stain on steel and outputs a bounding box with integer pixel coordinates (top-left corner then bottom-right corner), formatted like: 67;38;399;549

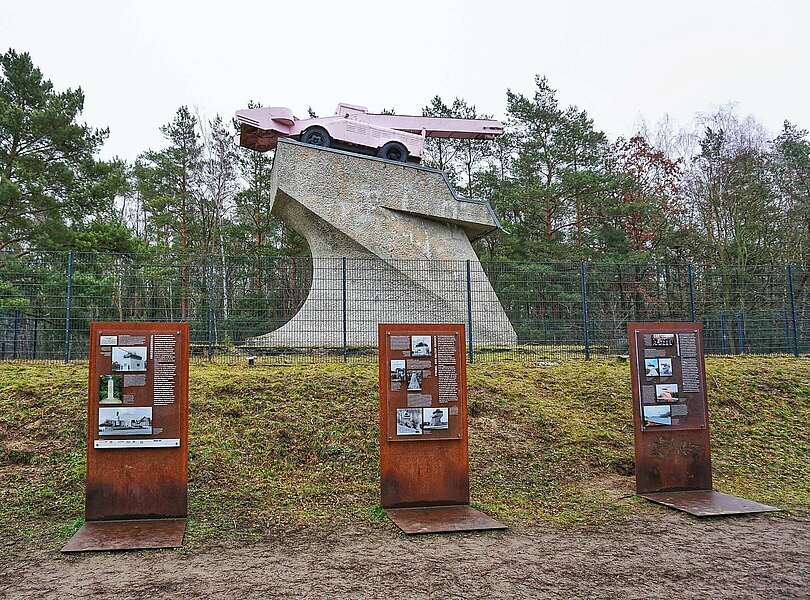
61;518;186;552
84;322;190;522
378;323;506;534
378;323;471;509
628;322;712;495
628;323;779;517
641;490;779;517
385;505;507;534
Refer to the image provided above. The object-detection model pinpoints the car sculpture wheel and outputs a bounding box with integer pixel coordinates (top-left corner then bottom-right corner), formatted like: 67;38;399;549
378;141;408;162
301;127;331;148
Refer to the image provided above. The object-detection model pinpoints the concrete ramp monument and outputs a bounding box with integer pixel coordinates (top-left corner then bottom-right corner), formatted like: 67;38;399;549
236;103;517;348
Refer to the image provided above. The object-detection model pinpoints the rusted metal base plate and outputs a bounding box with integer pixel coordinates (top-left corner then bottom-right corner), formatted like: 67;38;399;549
61;518;186;552
385;505;506;534
641;490;779;517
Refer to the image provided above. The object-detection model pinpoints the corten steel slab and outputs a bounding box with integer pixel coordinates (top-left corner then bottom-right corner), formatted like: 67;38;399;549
641;490;779;517
61;518;187;552
379;324;470;508
627;323;712;494
86;323;189;521
385;505;507;534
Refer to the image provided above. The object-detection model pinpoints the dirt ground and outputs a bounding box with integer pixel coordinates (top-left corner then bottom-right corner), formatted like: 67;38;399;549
2;511;808;600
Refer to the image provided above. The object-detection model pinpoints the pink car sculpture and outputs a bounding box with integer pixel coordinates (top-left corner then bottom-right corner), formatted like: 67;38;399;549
235;102;503;162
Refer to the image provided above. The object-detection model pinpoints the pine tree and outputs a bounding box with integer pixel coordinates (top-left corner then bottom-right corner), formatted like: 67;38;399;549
0;49;127;252
135;106;204;318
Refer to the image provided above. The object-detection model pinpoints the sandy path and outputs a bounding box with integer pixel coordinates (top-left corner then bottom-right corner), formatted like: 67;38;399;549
2;512;808;599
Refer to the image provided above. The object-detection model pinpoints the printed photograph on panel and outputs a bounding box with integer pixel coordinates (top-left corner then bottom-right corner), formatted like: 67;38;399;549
406;369;423;391
390;360;406;382
644;358;659;377
643;404;672;427
423;407;449;430
655;383;679;402
98;407;153;436
396;408;423;435
98;374;123;404
111;346;148;372
411;335;432;357
658;358;673;377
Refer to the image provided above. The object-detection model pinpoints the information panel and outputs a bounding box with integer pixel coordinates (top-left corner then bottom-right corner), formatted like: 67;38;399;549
85;322;189;521
633;328;707;431
385;330;462;442
379;323;469;508
628;322;711;494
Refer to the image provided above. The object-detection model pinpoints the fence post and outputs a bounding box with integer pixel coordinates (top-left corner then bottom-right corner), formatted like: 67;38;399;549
206;256;214;361
32;315;38;360
687;264;696;323
580;262;591;360
342;257;348;361
12;309;19;360
720;311;728;355
736;311;745;354
465;260;474;364
64;250;74;363
786;265;799;357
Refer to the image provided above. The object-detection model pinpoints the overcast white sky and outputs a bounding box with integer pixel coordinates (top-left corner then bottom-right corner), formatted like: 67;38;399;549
2;0;808;161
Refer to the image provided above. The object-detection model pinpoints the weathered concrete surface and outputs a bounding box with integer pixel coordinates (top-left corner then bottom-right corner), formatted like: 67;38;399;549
250;139;517;347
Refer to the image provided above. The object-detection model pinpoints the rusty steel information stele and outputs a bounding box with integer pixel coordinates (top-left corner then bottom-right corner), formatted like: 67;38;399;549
62;322;190;552
628;322;778;517
378;323;506;534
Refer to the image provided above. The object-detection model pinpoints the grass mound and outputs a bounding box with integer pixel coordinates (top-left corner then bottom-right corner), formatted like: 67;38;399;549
1;357;807;552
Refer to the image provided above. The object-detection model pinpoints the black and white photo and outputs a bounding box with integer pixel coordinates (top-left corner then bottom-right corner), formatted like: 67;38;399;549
390;359;406;382
98;407;153;436
659;358;673;377
411;335;432;357
406;369;423;391
422;407;449;430
396;408;422;435
111;346;147;372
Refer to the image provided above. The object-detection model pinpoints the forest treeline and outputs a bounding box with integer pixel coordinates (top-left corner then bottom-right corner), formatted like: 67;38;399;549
2;48;810;272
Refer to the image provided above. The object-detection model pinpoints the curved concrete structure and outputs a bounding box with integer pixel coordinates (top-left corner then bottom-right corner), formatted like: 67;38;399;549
250;139;517;347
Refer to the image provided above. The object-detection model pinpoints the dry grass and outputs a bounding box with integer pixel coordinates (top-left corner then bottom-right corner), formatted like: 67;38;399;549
0;356;807;554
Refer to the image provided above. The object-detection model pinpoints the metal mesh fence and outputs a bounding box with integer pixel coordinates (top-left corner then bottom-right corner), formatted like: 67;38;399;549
0;251;806;364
